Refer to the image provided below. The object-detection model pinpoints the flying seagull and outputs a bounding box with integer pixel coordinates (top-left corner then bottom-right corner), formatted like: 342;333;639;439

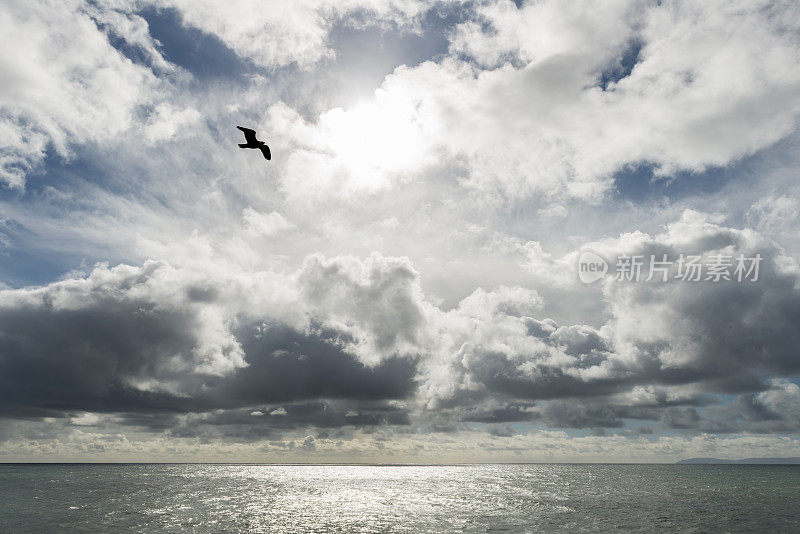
237;126;271;160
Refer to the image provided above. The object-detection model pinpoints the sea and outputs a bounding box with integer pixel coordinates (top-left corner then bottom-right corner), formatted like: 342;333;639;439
1;463;799;532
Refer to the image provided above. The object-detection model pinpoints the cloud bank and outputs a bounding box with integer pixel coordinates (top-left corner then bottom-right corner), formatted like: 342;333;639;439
1;0;800;461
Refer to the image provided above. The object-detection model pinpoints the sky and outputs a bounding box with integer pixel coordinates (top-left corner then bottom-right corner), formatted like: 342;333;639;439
1;0;800;463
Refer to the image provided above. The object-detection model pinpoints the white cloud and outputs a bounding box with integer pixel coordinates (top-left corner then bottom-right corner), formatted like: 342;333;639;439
298;252;430;364
242;208;293;236
449;0;641;69
267;0;800;203
747;192;800;233
0;0;162;187
142;103;202;144
157;0;440;69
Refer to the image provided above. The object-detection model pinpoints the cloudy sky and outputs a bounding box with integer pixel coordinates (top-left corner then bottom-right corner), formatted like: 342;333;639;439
2;0;800;462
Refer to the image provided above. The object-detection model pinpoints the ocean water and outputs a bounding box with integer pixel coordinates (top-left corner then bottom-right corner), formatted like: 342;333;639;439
1;464;799;533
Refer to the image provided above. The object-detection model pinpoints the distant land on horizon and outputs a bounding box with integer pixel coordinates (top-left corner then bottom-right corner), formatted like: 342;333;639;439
677;457;800;464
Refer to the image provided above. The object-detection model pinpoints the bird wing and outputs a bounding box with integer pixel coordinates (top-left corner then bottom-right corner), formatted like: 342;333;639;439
259;145;271;160
237;126;259;144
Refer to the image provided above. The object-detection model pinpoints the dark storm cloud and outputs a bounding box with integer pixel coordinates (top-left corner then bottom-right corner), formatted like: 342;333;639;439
486;424;516;437
418;214;800;431
161;400;411;441
213;323;417;406
3;214;800;438
0;313;416;419
461;402;538;423
463;351;626;400
652;387;800;434
0;261;417;429
538;401;625;429
0;293;201;417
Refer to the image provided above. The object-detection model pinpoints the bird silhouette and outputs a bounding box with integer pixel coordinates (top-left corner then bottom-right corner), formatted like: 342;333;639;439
237;126;271;160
